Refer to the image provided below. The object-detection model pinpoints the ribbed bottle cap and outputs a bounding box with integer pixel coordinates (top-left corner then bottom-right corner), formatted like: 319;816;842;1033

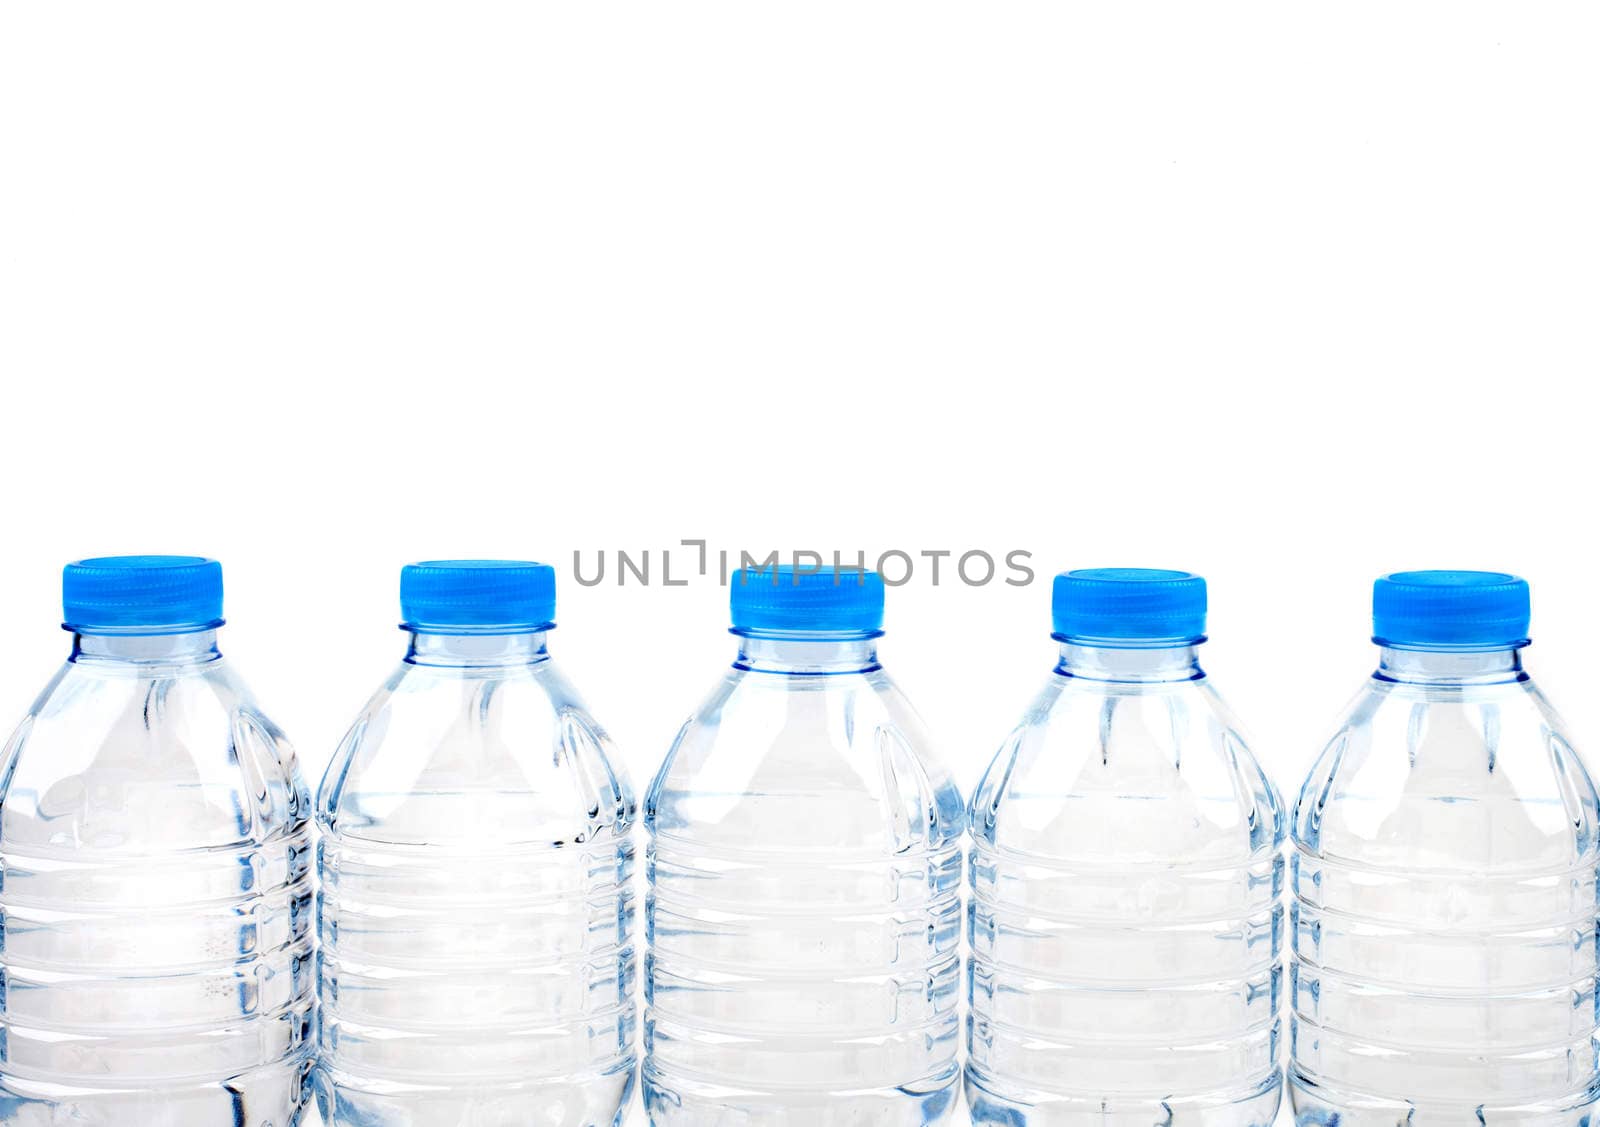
730;566;885;638
1051;568;1207;646
1372;570;1531;649
63;556;225;635
400;560;557;633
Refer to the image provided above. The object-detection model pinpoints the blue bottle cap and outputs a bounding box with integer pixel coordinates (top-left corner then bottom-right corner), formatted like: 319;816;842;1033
1372;570;1531;650
1051;568;1207;646
400;560;557;634
63;556;225;635
730;566;885;638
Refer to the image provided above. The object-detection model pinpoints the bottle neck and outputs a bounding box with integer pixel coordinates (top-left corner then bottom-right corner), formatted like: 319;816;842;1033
1054;641;1203;683
70;628;222;666
734;634;882;674
406;630;551;668
1375;645;1526;686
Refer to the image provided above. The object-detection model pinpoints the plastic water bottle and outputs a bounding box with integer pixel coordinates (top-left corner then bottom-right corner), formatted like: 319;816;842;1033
1291;571;1600;1124
643;566;964;1126
315;561;637;1127
967;569;1286;1126
0;556;314;1126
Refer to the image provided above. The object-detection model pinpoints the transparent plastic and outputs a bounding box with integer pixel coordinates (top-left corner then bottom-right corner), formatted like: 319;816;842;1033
967;643;1285;1127
643;634;965;1126
1291;646;1600;1125
315;629;637;1127
0;629;315;1126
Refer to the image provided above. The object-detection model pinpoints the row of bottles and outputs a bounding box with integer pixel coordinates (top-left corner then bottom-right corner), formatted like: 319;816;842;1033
0;557;1594;1127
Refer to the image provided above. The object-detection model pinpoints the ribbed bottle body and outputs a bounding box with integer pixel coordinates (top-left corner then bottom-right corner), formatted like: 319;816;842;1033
0;641;315;1126
967;652;1285;1127
1291;658;1600;1125
315;644;636;1127
643;650;965;1126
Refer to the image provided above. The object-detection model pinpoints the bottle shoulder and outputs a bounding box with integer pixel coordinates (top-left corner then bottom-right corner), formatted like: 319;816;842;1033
645;664;963;854
317;657;635;847
1293;673;1600;873
970;672;1284;868
0;656;307;853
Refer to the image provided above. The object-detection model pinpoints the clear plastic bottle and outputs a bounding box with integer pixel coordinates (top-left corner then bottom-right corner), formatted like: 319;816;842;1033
1291;571;1600;1125
643;566;964;1126
0;556;315;1126
967;568;1285;1127
315;561;637;1127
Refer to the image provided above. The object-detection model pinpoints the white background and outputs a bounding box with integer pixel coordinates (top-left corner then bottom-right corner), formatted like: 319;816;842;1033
2;4;1597;1124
